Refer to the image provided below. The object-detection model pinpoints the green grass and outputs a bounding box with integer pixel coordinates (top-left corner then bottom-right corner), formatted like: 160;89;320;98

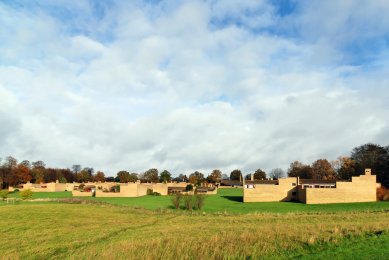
3;188;389;214
7;191;72;199
85;188;389;214
295;232;389;259
1;202;388;259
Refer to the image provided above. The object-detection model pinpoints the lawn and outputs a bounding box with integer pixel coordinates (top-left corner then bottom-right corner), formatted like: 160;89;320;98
7;191;72;199
1;202;389;259
4;188;389;214
85;188;389;214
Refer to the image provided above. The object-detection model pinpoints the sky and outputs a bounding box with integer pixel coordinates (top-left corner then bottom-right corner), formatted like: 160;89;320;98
1;0;389;177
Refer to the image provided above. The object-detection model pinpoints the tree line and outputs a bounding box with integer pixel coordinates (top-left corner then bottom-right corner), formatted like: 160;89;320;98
287;143;389;186
1;143;388;189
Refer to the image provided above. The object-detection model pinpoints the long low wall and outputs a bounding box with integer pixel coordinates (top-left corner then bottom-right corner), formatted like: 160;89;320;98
244;171;378;204
303;175;377;204
244;178;297;202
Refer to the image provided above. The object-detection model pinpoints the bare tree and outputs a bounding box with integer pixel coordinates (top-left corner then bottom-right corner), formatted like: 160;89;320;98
269;168;285;179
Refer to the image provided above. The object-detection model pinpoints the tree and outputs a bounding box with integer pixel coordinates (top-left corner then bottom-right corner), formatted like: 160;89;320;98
16;163;32;183
221;174;229;180
2;156;18;187
143;168;159;183
174;174;188;182
159;170;172;183
253;169;266;180
105;176;115;182
189;171;205;186
334;156;357;180
31;160;46;183
351;143;389;186
269;168;285;179
207;169;222;183
128;173;138;182
116;171;130;183
287;161;313;179
230;169;242;181
311;159;337;180
76;167;94;183
94;171;106;182
72;165;81;176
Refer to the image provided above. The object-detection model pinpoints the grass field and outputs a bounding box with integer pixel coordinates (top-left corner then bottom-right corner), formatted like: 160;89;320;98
1;188;389;258
1;202;389;259
4;188;389;214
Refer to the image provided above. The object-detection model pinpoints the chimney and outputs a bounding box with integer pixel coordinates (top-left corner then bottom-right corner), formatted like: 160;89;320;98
365;168;371;176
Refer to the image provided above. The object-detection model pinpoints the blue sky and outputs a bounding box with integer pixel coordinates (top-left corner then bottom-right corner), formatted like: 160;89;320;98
0;0;388;176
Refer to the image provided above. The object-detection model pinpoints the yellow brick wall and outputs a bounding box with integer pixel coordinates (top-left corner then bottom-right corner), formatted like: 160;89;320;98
244;178;298;202
304;175;377;204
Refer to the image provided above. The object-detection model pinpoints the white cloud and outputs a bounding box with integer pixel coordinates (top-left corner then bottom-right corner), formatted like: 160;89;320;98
0;1;388;176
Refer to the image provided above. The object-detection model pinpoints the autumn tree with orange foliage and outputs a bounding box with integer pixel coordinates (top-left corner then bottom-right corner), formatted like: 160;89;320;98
94;171;106;182
311;159;337;180
16;163;32;183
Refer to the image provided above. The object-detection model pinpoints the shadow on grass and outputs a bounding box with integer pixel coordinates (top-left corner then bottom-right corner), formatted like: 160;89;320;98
221;196;243;202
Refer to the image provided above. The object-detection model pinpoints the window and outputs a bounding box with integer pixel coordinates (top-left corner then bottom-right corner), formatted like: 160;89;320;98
292;183;297;186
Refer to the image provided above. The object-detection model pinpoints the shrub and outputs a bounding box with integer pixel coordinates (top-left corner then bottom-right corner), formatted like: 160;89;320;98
171;193;182;209
78;184;85;191
377;187;389;201
20;189;33;200
0;190;9;200
110;185;120;193
184;194;194;210
186;184;193;192
152;192;161;196
147;188;153;195
194;194;206;210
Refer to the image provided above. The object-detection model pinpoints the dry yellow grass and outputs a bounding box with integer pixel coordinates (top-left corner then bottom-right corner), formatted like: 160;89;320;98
1;202;389;259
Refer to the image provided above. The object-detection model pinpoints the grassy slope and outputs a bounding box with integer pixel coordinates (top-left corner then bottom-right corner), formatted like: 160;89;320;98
1;203;389;259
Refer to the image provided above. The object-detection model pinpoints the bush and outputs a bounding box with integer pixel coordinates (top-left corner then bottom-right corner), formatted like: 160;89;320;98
0;190;9;200
184;194;194;210
147;188;153;195
186;184;193;192
20;189;33;200
110;185;120;193
377;187;389;201
152;192;161;196
194;194;206;210
171;193;182;209
78;184;85;191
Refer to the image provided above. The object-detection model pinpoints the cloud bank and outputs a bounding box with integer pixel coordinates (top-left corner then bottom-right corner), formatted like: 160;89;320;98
1;0;389;176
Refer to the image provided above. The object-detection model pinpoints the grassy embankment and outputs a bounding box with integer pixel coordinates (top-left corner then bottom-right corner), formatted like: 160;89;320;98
1;188;389;258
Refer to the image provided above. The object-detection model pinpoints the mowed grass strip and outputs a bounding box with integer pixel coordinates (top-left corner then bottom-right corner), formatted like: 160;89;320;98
1;203;389;259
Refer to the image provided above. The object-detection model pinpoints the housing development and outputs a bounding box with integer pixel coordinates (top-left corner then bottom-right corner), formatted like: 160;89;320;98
12;169;379;204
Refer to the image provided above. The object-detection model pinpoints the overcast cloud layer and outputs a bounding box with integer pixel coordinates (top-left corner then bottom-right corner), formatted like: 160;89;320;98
1;0;389;176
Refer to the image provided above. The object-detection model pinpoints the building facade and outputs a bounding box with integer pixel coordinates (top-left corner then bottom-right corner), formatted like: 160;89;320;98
244;169;378;204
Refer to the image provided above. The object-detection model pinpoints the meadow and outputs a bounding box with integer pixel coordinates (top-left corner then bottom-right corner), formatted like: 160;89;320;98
2;188;389;259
